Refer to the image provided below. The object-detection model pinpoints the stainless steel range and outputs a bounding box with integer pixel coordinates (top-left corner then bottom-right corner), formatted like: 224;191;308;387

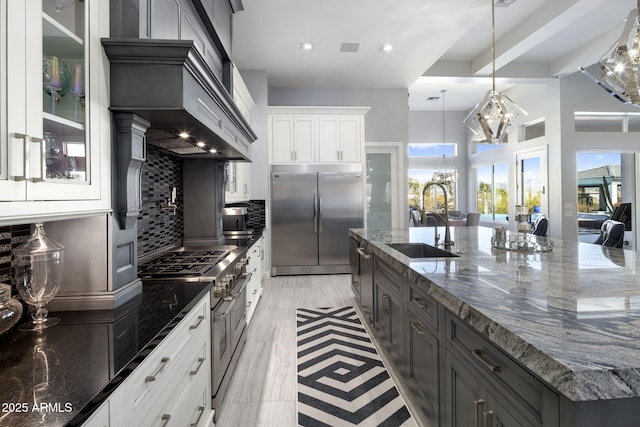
138;244;249;418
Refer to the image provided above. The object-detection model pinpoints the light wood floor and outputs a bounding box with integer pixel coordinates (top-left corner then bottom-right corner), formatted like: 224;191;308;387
215;274;426;427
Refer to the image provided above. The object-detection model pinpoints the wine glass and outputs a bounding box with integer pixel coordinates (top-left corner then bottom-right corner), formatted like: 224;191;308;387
15;223;64;331
70;64;84;121
43;56;70;114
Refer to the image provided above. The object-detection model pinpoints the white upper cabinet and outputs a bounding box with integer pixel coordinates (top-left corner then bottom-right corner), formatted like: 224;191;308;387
270;115;316;164
227;67;254;203
226;160;251;203
317;115;363;163
0;0;110;223
232;65;255;123
269;107;368;165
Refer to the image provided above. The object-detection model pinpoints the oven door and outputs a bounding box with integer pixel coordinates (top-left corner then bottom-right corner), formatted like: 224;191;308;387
212;297;234;395
229;276;249;352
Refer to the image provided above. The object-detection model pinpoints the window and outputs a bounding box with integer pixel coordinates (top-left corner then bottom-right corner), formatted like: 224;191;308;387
408;168;456;212
576;153;622;239
475;142;501;153
408;143;456;157
574;112;640;132
476;163;508;221
518;118;545;142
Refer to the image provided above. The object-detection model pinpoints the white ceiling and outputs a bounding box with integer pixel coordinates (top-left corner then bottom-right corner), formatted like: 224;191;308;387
231;0;637;111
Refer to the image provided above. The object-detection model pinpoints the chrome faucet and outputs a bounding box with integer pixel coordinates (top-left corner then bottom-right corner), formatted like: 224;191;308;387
422;181;453;250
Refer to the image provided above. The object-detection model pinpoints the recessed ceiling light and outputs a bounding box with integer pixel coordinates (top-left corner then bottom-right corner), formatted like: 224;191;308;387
196;141;206;147
209;148;217;154
381;44;393;52
301;42;313;51
179;132;190;139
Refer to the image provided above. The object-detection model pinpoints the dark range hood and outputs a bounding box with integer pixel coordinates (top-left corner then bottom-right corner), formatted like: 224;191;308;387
102;38;257;160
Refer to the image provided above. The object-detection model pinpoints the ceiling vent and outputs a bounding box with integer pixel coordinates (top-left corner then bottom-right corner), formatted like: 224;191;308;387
340;43;360;53
495;0;517;7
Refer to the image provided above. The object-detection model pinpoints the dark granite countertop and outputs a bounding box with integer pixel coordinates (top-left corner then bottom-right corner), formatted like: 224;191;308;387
0;281;211;427
350;226;640;401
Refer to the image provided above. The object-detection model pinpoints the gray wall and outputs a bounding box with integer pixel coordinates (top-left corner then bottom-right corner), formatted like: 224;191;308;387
269;87;409;144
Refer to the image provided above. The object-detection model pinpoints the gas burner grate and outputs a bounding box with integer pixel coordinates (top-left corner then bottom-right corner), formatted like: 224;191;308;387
138;248;231;278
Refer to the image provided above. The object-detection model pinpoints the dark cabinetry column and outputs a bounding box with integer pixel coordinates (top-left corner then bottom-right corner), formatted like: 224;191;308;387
114;113;149;230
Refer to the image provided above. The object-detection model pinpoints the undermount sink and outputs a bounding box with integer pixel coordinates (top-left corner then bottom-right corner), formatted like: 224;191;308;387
388;242;459;258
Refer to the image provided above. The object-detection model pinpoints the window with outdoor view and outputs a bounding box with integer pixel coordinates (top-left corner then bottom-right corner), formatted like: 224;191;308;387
476;163;508;221
408;169;456;218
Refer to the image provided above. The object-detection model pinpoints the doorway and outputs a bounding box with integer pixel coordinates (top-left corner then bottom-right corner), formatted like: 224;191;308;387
516;147;548;220
365;142;404;229
576;152;634;248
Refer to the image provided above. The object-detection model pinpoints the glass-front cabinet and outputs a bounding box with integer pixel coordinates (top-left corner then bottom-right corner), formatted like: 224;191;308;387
0;0;110;220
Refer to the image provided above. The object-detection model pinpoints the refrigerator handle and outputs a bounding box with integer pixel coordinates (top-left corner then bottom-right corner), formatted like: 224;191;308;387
318;193;323;233
313;191;318;233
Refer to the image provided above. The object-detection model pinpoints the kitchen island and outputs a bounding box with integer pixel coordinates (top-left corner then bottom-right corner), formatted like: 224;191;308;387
350;226;640;427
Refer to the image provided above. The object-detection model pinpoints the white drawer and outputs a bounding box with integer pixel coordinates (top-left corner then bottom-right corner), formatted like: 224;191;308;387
132;335;210;427
171;372;211;427
123;295;210;423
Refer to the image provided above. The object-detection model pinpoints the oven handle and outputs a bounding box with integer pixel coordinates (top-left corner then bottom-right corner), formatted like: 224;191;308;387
231;276;249;298
214;299;235;319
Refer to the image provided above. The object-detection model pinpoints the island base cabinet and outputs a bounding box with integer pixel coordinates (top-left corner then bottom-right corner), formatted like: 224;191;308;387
560;397;640;427
405;309;440;426
444;348;538;427
373;281;403;365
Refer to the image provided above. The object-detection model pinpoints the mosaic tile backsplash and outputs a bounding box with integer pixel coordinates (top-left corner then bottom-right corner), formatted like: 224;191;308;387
0;225;32;289
137;146;184;257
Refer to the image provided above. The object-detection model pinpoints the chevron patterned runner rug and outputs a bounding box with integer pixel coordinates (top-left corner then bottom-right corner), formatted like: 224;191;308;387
296;306;417;427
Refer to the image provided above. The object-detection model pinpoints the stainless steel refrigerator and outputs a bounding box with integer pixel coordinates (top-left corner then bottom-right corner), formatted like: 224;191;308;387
271;164;364;276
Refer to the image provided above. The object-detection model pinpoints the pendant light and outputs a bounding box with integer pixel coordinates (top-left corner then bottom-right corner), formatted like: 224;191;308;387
432;90;458;184
463;0;527;144
580;1;640;105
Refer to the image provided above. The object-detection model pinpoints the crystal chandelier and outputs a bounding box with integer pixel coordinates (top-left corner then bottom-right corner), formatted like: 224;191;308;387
463;0;527;144
580;2;640;106
432;90;458;184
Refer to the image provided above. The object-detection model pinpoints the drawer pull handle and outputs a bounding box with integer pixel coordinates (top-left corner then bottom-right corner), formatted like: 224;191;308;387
161;414;171;427
356;247;371;259
253;289;257;294
483;409;494;427
190;315;205;330
414;296;429;310
474;399;485;427
190;357;205;376
145;357;171;383
473;349;500;373
382;294;390;315
189;405;206;427
410;321;427;335
247;301;252;307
